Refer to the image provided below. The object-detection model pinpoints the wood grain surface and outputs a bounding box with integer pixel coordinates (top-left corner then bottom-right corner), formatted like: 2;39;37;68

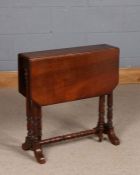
18;44;119;105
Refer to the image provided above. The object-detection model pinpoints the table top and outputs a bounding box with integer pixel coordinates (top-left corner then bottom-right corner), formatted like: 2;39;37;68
18;44;119;105
19;44;118;60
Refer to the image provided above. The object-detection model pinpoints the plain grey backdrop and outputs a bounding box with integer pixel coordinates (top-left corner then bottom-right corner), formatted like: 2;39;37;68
0;0;140;70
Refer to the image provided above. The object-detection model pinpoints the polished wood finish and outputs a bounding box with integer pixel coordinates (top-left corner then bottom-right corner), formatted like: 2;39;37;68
105;93;120;145
40;128;97;145
97;95;105;142
18;44;119;105
18;44;120;164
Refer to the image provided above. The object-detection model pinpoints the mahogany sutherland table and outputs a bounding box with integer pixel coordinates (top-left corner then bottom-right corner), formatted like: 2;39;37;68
18;44;120;164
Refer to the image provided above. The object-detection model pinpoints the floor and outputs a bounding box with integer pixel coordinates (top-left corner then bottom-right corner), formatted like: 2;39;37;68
0;84;140;175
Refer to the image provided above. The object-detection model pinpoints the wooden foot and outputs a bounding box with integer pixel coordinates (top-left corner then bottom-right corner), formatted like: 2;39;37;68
107;128;120;145
104;124;120;145
22;137;33;150
94;124;120;145
33;144;46;164
22;138;46;164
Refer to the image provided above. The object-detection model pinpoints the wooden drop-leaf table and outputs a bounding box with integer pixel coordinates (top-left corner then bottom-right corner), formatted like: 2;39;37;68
18;44;120;164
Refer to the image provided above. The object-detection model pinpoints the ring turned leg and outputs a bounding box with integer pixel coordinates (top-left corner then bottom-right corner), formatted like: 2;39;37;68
104;93;120;145
96;95;105;142
22;99;34;151
22;100;46;164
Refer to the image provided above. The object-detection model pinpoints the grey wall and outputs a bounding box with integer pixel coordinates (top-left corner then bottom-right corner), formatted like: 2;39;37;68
0;0;140;70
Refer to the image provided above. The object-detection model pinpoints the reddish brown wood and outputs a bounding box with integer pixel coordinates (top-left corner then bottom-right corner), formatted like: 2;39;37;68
104;93;120;145
21;66;46;163
18;44;119;106
18;44;120;164
107;93;113;129
22;68;33;151
40;128;97;145
97;95;105;142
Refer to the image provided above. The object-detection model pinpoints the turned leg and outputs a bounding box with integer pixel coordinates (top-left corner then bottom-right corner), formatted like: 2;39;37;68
22;68;34;151
104;93;120;145
22;99;46;164
22;99;34;150
31;102;46;164
22;68;46;164
96;95;105;142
